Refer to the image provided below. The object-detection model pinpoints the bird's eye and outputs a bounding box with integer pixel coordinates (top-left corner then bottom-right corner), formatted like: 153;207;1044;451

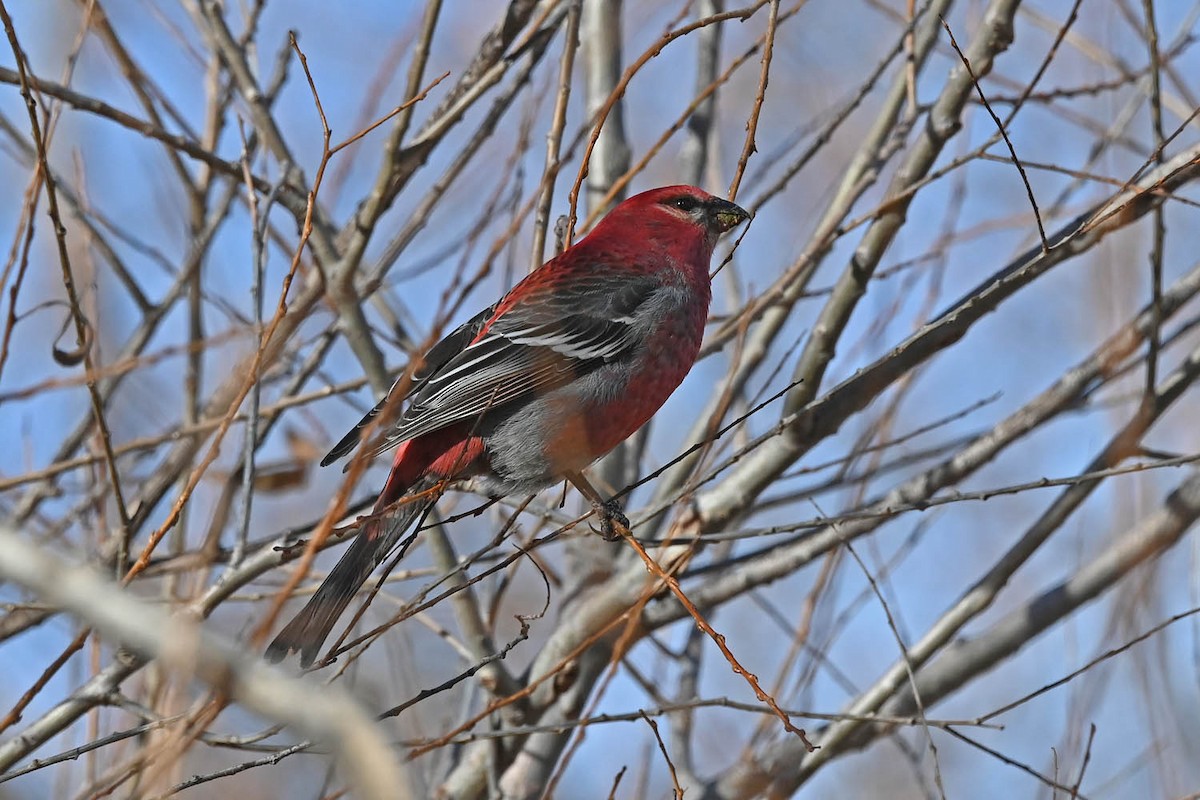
669;196;700;212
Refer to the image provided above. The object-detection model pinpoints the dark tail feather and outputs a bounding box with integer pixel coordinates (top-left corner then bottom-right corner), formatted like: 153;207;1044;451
264;530;382;666
266;481;437;667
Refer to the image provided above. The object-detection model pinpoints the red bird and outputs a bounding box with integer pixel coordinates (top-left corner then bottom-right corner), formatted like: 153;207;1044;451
267;185;749;666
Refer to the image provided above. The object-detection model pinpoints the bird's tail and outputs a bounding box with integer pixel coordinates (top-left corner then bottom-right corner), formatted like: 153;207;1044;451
265;476;439;667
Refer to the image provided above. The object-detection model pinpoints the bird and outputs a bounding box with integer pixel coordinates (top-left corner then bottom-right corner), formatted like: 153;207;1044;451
266;185;749;666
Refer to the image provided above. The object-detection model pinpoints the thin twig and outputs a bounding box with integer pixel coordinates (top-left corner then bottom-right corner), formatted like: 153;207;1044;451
940;16;1048;251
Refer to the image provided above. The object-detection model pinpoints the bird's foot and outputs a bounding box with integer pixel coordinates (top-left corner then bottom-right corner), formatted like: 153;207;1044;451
591;498;630;542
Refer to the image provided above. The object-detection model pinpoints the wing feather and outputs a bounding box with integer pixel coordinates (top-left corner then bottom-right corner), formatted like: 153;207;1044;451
320;302;497;466
323;272;662;466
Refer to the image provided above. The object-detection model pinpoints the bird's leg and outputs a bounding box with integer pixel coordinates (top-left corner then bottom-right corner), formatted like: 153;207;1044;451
565;471;629;542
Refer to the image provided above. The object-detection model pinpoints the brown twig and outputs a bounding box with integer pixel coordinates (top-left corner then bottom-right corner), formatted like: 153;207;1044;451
727;0;778;201
616;513;815;752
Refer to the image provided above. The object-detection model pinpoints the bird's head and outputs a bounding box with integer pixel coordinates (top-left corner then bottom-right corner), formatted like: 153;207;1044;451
568;185;750;287
634;184;751;241
579;185;750;283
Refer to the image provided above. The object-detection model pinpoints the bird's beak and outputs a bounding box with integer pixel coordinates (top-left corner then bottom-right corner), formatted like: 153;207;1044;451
708;197;751;233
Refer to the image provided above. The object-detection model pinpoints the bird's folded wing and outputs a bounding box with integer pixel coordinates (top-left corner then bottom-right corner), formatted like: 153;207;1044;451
353;272;662;461
320;302;498;467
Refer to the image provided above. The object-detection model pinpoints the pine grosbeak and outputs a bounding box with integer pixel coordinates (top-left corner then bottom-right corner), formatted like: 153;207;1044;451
267;185;749;666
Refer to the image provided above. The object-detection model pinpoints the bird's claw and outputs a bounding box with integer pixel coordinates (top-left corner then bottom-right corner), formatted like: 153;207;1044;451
590;499;629;542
